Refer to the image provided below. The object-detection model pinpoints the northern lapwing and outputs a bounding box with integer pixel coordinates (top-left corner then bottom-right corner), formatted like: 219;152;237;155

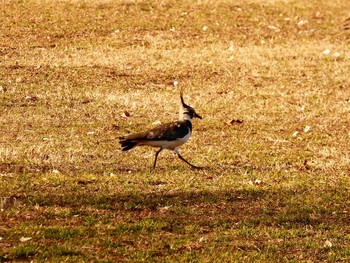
119;93;202;169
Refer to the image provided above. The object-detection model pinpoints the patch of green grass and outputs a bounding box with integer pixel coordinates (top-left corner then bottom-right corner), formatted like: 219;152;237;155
43;227;81;240
11;245;37;260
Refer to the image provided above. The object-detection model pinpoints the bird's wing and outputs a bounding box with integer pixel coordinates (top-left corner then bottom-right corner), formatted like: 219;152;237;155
124;121;191;141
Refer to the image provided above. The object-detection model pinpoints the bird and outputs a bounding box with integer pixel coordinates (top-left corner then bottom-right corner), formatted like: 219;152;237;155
119;92;202;169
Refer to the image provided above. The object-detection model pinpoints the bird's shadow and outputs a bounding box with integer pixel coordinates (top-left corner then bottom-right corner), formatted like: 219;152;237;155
24;185;347;230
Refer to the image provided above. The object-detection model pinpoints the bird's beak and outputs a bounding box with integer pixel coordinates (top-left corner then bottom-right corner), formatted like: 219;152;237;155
195;112;202;119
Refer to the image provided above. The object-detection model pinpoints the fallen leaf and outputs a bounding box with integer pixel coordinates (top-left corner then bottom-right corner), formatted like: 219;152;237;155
20;237;32;242
121;111;131;118
25;95;39;101
227;119;244;125
324;240;332;248
199;237;206;243
248;179;265;186
315;12;322;18
297;20;309;26
343;17;350;30
77;180;95;185
148;180;168;186
111;124;120;130
299;105;305;111
152;120;162;125
303;160;310;170
254;179;263;185
267;25;280;32
159;205;172;212
292;131;299;137
304;125;311;133
82;99;93;104
111;29;120;36
167;81;178;86
333;52;341;58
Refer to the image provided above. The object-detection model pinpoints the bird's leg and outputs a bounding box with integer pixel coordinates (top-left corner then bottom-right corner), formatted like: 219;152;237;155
174;149;201;169
153;148;163;169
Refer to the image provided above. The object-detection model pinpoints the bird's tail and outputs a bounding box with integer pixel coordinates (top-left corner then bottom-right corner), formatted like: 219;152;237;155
119;137;138;151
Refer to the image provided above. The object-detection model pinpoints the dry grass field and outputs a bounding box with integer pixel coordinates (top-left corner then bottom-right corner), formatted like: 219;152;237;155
1;0;350;262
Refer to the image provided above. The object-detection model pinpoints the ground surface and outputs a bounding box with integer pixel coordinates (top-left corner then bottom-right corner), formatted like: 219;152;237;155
1;0;350;262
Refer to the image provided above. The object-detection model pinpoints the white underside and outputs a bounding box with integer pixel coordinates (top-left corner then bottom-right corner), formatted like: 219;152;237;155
143;132;191;150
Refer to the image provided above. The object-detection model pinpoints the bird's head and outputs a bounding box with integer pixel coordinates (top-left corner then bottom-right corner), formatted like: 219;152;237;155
179;92;202;121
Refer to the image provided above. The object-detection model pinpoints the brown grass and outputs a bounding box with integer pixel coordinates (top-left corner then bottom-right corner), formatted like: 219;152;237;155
1;0;350;262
